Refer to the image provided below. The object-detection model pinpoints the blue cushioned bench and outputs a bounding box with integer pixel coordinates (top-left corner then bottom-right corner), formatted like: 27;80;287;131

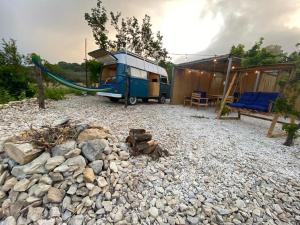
228;92;279;113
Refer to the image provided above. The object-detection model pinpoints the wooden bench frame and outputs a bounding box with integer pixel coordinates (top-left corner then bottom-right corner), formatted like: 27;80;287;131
190;92;209;108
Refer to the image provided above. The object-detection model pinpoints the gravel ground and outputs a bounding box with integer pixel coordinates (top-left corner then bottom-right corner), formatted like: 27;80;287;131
1;95;300;225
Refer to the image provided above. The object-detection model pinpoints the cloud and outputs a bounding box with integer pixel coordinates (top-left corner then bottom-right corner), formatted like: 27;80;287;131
0;0;299;63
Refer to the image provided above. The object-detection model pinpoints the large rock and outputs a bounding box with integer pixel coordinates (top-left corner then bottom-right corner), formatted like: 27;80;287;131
83;168;95;183
54;156;86;173
77;128;108;143
45;156;65;170
27;206;44;222
28;183;51;197
13;179;30;192
36;219;55;225
81;139;108;162
11;152;50;178
4;142;42;165
47;187;64;203
89;160;103;175
3;216;16;225
2;177;18;192
68;215;85;225
51;140;77;156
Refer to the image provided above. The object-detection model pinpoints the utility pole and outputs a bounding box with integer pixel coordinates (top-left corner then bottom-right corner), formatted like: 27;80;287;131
85;38;88;87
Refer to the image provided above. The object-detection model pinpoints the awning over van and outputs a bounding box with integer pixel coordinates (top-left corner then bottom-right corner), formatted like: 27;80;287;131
88;49;117;65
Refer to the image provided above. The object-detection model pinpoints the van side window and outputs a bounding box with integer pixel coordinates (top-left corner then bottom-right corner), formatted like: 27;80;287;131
130;67;147;79
160;77;168;84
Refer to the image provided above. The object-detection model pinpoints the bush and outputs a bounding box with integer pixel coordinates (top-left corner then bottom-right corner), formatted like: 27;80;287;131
0;88;15;104
44;86;86;100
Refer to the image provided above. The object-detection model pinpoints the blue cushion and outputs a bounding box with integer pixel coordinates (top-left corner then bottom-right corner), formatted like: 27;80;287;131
228;102;246;108
255;92;279;107
238;92;259;105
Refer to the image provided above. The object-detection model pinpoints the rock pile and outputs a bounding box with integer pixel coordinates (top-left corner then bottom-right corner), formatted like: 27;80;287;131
0;122;133;225
126;129;169;159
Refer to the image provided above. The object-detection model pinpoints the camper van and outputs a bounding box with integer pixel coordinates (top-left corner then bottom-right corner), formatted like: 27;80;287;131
88;49;170;105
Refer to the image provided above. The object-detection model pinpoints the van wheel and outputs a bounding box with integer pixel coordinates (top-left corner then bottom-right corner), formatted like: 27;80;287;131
159;95;166;104
128;96;137;105
109;97;119;102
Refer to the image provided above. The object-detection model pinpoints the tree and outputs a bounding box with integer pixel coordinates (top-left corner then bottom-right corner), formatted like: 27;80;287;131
84;0;110;49
85;1;169;63
230;38;287;67
0;39;34;103
274;43;300;146
87;59;102;86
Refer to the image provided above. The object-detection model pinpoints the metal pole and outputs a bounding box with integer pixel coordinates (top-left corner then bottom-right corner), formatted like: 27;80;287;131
85;38;88;87
124;48;129;108
223;57;232;98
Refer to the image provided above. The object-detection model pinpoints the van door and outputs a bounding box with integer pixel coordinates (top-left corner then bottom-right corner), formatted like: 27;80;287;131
159;76;170;98
129;67;148;98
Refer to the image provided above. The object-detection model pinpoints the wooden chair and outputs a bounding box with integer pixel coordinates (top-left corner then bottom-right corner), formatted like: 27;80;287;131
191;92;209;109
183;96;192;106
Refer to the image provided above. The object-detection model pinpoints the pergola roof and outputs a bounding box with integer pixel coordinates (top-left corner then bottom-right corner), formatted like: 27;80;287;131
235;63;296;72
175;54;242;73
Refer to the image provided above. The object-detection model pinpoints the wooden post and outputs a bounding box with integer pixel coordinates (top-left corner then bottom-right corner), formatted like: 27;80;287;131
222;57;233;98
36;68;45;109
267;114;279;137
253;71;261;92
217;72;237;119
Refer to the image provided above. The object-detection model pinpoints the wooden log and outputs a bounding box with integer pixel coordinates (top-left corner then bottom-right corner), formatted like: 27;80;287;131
133;133;152;142
135;140;155;152
129;129;146;136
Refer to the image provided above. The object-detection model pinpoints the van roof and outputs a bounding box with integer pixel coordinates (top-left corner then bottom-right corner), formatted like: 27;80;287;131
89;49;168;77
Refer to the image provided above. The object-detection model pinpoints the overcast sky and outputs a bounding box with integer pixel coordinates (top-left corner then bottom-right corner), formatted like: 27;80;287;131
0;0;300;64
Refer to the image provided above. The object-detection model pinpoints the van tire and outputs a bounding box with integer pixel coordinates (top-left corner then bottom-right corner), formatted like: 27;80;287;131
109;97;119;103
128;96;137;105
159;95;166;104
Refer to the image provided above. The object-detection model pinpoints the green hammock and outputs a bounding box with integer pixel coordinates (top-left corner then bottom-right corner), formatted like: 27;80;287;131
31;54;112;92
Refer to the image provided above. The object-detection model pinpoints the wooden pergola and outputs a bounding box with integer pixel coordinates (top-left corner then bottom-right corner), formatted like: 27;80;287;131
217;63;297;137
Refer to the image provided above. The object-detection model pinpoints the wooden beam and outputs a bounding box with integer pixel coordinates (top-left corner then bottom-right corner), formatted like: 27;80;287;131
222;57;233;98
267;114;280;137
217;72;238;119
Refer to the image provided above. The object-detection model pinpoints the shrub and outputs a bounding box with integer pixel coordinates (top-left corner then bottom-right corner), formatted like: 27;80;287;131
0;88;15;104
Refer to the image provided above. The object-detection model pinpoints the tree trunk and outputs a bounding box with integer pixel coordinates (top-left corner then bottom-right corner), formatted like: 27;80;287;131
283;122;300;146
36;68;45;109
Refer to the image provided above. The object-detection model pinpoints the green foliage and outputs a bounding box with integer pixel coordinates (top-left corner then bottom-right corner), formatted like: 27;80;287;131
230;38;287;67
282;123;299;139
44;86;83;100
159;61;173;83
221;106;231;117
274;43;300;146
84;0;109;49
0;87;15;104
85;0;169;62
0;39;34;104
87;60;102;85
0;39;23;65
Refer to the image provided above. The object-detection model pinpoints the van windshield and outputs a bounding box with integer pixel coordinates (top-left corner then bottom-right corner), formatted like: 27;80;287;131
101;64;117;83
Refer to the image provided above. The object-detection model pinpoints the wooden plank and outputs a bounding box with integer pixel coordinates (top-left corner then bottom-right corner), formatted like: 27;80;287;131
217;72;238;119
222;57;232;98
267;114;279;137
